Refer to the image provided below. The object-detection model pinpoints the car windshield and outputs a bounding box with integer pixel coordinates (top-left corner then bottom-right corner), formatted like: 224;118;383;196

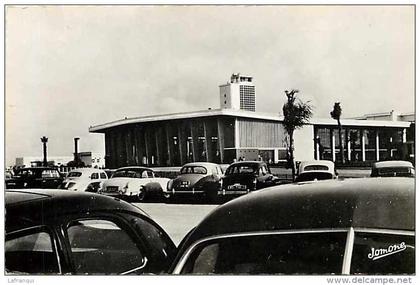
295;172;333;182
67;172;82;178
112;169;145;178
226;165;258;175
180;166;207;175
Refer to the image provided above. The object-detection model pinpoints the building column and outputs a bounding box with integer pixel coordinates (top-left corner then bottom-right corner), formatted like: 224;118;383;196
125;130;133;166
234;118;240;149
315;136;320;160
203;121;213;162
402;129;407;143
361;130;366;162
331;131;336;162
346;130;351;162
217;118;225;163
155;126;162;166
190;121;199;162
165;123;173;166
144;127;150;165
375;130;380;161
178;123;187;165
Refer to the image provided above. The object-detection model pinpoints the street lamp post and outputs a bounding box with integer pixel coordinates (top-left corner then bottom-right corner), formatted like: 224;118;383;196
40;136;48;166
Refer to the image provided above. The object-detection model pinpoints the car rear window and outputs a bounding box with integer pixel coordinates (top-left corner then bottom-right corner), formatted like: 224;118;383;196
112;169;145;178
296;172;333;182
303;165;329;171
181;232;347;274
377;167;414;177
180;166;207;175
226;165;258;175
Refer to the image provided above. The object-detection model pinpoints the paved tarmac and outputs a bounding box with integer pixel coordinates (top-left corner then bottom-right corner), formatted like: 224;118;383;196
134;202;218;245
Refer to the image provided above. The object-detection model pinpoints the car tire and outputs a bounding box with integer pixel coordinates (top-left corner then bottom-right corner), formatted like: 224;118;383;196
138;187;146;202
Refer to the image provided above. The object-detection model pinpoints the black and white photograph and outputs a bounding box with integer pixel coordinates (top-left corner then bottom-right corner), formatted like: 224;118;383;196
3;2;416;283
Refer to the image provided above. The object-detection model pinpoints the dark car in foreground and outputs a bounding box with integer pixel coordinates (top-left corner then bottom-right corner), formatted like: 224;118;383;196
164;162;223;201
219;161;280;197
171;178;414;275
371;160;415;178
5;189;176;275
5;167;63;189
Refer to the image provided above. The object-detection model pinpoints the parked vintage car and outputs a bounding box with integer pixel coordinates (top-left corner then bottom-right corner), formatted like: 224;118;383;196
100;166;170;201
171;178;414;275
5;167;64;189
164;162;223;201
5;189;176;275
370;160;415;178
61;168;108;192
295;160;337;182
219;161;281;197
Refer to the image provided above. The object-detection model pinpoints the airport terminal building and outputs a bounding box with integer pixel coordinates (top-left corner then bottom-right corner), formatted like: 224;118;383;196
89;74;412;169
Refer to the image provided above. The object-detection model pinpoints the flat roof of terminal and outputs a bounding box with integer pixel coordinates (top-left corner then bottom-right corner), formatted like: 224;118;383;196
89;108;411;133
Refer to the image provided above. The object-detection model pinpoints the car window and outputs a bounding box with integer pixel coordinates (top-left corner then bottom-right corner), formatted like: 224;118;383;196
122;213;176;273
16;169;35;178
377;167;415;177
295;172;334;182
66;219;145;274
113;169;142;178
100;172;107;179
181;166;207;175
226;165;257;175
146;170;154;178
303;165;330;171
68;172;82;178
181;232;347;274
350;233;414;274
90;173;99;179
42;170;60;178
6;230;60;274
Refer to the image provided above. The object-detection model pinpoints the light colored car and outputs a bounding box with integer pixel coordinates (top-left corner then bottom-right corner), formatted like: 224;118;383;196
295;160;337;182
370;160;415;178
62;168;108;192
100;166;170;201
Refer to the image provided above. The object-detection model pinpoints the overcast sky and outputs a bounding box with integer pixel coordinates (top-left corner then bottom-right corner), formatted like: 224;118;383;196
5;5;414;166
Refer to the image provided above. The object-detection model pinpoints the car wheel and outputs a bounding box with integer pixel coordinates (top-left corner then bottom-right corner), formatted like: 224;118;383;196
138;187;146;202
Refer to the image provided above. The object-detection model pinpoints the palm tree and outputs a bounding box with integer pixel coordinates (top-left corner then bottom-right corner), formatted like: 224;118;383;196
330;102;345;164
282;90;313;181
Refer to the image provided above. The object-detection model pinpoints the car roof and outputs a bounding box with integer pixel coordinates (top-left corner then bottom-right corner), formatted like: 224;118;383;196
182;178;414;246
299;160;335;168
115;166;153;172
5;189;149;232
372;160;414;168
298;160;335;173
181;162;220;168
228;161;266;167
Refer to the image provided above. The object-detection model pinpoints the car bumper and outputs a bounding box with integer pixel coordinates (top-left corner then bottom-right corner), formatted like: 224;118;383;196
218;189;250;195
